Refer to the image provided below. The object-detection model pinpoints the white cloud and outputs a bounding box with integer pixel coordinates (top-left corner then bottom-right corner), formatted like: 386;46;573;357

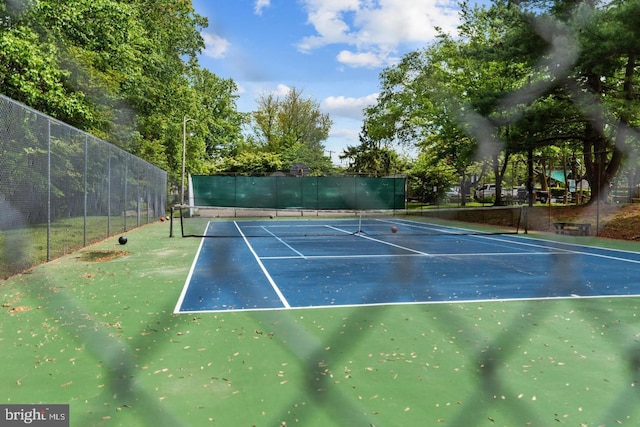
336;50;384;68
321;93;379;120
298;0;460;68
254;0;271;15
355;0;458;47
297;0;360;52
273;84;292;96
202;32;230;59
254;84;292;102
299;0;359;51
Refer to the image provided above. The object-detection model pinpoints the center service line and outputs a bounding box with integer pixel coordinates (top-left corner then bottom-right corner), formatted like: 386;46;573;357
261;226;306;259
235;222;291;309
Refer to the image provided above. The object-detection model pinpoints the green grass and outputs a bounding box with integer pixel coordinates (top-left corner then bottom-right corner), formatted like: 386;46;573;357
0;214;145;279
2;221;640;426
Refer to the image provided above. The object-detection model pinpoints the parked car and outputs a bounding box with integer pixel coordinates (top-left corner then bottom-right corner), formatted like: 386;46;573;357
516;186;549;204
475;183;526;202
475;184;502;201
445;187;461;202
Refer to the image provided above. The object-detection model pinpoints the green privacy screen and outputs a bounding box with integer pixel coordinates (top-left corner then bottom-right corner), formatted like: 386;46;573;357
191;175;406;210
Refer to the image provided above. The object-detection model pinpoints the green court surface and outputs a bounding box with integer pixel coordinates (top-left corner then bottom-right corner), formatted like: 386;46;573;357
2;221;640;426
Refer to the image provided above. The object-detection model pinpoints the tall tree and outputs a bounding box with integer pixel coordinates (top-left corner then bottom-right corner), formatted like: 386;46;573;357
409;151;458;204
571;0;640;202
363;10;524;205
178;69;247;178
365;0;640;205
0;11;94;128
1;0;253;185
251;87;333;174
191;69;247;160
499;0;640;203
340;124;404;177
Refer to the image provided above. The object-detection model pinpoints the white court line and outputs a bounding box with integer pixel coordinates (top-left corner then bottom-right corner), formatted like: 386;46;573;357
261;226;306;259
373;217;467;234
260;251;566;260
254;218;640;265
176;220;640;314
374;219;640;264
325;225;434;257
173;222;210;314
235;221;291;309
476;234;640;265
176;293;640;314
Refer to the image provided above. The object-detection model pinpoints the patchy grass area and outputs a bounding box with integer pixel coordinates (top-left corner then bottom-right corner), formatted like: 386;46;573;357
0;215;134;279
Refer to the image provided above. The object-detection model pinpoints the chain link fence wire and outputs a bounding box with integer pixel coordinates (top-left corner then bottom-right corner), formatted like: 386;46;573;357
249;5;640;426
3;3;640;426
0;94;167;278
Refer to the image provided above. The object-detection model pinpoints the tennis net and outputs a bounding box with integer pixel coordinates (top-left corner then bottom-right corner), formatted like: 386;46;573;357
169;205;524;238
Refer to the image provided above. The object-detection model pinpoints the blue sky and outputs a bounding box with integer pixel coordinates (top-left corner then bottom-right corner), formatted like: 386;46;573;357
192;0;467;164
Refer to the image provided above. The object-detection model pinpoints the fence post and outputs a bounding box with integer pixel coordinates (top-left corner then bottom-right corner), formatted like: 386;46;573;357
84;134;88;247
0;94;167;276
46;118;51;262
124;154;128;232
107;146;112;237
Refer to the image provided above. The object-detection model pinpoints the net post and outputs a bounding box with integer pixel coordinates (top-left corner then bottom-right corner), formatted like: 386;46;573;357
179;205;186;237
351;210;366;235
169;206;174;237
169;206;175;237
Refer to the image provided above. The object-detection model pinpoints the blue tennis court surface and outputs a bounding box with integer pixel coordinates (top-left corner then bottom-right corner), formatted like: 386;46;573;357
174;218;640;313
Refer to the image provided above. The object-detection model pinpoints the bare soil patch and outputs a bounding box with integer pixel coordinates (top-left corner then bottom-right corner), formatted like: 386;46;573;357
515;204;640;240
593;204;640;240
78;250;130;262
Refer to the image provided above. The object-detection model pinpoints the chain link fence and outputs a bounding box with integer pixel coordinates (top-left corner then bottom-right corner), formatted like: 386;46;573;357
2;3;640;425
0;94;167;279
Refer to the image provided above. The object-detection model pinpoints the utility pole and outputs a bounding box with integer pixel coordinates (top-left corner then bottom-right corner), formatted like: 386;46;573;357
181;116;194;205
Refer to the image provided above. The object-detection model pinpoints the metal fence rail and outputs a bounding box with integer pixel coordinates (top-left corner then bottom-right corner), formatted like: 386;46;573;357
0;94;167;278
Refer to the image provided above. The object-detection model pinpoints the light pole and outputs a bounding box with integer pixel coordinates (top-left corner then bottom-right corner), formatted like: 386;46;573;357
181;116;194;206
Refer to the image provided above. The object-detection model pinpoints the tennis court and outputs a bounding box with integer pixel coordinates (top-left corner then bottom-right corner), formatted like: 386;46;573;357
175;216;640;313
4;220;640;426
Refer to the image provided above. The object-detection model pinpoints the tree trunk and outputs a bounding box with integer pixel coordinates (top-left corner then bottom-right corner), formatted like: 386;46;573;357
493;151;511;206
584;51;636;204
581;68;627;205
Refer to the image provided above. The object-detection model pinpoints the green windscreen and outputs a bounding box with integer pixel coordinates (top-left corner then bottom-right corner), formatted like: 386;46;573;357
191;175;406;210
